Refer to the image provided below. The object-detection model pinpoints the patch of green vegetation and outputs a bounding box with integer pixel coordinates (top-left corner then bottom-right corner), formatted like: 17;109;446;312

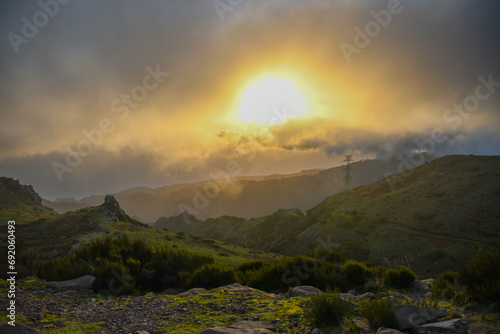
304;291;352;327
46;321;105;334
358;297;397;331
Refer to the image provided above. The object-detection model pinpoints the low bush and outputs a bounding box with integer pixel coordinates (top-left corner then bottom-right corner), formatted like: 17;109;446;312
183;264;236;290
304;291;352;327
384;266;416;289
458;249;500;303
359;297;397;331
432;271;459;300
343;260;374;286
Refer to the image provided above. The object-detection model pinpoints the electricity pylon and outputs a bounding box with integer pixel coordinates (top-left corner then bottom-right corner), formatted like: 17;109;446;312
343;155;353;213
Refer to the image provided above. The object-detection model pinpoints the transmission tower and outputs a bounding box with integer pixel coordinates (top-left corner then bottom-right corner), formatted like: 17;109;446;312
343;155;354;213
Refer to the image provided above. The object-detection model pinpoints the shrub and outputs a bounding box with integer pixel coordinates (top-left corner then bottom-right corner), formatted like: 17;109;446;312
458;249;500;303
313;262;350;292
184;264;236;290
245;256;321;292
432;271;459;300
304;291;352;327
94;259;137;296
343;260;373;286
359;297;397;331
236;260;267;273
384;266;416;289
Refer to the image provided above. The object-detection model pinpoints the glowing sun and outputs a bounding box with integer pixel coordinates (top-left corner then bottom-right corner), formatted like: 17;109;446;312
237;76;307;124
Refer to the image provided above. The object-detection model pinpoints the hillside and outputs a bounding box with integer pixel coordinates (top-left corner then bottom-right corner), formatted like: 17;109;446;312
44;157;429;222
0;177;57;224
155;155;500;276
9;193;279;265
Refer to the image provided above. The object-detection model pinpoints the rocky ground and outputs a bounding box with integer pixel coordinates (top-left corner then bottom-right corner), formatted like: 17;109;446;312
1;278;499;334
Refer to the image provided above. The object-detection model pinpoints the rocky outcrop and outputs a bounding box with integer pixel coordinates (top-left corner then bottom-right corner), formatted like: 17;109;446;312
0;177;42;206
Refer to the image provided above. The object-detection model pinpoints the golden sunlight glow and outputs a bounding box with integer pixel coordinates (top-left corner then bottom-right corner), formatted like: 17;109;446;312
237;77;307;124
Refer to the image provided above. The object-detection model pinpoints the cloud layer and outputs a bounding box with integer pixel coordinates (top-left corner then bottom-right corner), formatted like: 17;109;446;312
1;0;499;199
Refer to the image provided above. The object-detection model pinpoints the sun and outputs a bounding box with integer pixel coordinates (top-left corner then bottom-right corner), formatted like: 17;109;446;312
237;76;307;125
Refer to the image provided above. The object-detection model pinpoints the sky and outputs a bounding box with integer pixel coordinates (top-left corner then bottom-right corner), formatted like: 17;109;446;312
1;0;500;200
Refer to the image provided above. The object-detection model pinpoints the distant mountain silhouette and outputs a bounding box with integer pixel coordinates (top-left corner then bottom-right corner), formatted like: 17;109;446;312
43;156;433;223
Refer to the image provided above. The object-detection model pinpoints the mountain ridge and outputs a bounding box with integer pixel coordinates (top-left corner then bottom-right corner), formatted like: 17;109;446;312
154;155;500;276
43;156;432;222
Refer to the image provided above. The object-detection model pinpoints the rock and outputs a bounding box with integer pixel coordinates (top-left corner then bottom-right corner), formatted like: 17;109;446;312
200;320;276;334
348;289;357;296
217;283;257;294
468;322;500;334
376;328;403;334
0;323;46;333
414;318;470;334
359;292;376;300
48;275;97;291
410;280;431;294
136;331;150;334
311;329;321;334
286;286;323;297
391;305;448;330
339;293;356;302
354;319;371;333
177;288;207;297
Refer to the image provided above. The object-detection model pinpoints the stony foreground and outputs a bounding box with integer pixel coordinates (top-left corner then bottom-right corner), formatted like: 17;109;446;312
1;278;499;334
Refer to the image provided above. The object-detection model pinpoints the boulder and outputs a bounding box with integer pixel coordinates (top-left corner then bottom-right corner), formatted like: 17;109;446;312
468;322;500;334
354;319;371;333
410;280;431;294
286;286;323;297
0;323;46;333
391;305;448;330
339;292;356;302
177;287;207;297
199;320;276;334
48;275;97;290
359;292;376;300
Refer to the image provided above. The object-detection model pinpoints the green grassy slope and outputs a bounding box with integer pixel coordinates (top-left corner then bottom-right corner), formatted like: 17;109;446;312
14;195;280;265
156;155;500;276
